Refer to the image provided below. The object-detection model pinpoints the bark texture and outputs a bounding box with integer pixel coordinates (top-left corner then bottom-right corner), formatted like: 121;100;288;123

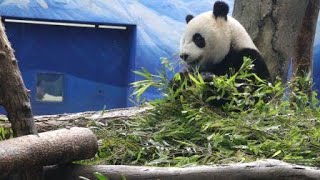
233;0;309;81
0;18;36;137
292;0;320;77
0;106;152;132
43;159;320;180
0;127;98;178
0;17;39;179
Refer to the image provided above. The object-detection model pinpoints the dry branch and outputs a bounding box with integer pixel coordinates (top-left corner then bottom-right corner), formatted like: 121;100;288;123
43;159;320;180
0;18;37;137
0;17;39;179
0;106;152;132
0;127;98;178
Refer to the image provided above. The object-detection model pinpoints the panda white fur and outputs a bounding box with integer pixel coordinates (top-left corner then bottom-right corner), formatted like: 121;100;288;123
179;1;270;81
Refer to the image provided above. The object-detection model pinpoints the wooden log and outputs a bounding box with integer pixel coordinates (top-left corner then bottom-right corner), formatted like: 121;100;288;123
0;18;39;179
0;127;98;178
0;106;152;133
43;159;320;180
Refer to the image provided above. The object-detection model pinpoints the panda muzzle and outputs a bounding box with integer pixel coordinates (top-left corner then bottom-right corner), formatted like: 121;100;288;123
180;53;189;61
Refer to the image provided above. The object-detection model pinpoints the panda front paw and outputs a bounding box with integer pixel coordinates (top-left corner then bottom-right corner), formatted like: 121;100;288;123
169;71;216;91
200;72;215;82
169;71;189;91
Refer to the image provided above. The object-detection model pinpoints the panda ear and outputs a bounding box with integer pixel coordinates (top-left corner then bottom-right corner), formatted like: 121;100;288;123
213;1;229;20
185;15;194;24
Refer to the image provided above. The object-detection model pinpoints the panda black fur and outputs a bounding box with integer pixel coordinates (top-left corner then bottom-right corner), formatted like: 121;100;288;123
179;1;270;81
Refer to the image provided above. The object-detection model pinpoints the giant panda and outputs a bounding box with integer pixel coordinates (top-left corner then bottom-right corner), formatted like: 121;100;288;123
175;1;271;107
179;1;270;81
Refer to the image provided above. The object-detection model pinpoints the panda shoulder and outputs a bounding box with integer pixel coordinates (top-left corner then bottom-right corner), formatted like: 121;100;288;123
227;16;259;52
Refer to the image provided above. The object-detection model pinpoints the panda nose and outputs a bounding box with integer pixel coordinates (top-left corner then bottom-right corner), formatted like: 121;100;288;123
180;53;189;61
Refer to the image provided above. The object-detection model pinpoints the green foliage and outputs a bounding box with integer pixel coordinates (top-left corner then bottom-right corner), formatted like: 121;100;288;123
86;57;320;167
79;173;110;180
94;172;109;180
0;126;13;141
131;57;174;103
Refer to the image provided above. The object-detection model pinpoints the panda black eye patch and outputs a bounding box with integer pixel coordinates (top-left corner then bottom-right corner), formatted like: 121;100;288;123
193;33;205;48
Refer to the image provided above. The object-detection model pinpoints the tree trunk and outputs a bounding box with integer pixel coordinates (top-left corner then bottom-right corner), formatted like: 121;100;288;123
291;0;320;106
233;0;309;81
0;17;39;179
0;127;98;179
0;18;37;137
292;0;320;77
43;159;320;180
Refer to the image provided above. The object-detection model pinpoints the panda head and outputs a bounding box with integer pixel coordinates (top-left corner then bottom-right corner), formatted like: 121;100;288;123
180;1;257;68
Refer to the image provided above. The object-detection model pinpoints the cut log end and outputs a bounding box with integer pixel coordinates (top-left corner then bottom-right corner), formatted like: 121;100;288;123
0;127;98;177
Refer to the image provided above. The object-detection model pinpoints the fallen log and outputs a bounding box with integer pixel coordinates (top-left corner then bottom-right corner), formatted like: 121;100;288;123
43;159;320;180
0;106;151;132
0;127;98;178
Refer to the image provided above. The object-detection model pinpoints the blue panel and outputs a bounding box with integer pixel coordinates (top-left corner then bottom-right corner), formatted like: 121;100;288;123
30;73;128;115
313;45;320;94
6;22;131;86
5;22;133;115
